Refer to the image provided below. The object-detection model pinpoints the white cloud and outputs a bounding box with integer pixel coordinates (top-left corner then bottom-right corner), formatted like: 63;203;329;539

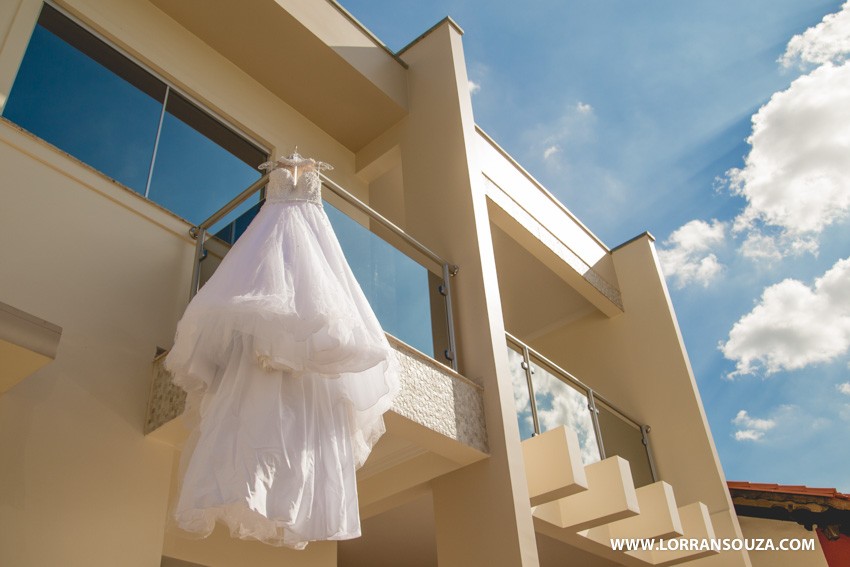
734;429;764;441
732;410;776;441
543;145;560;160
738;231;782;261
657;219;726;289
468;80;481;95
534;376;600;466
721;256;850;377
508;351;601;465
839;382;850;395
523;100;598;171
780;1;850;68
726;62;850;256
733;410;776;431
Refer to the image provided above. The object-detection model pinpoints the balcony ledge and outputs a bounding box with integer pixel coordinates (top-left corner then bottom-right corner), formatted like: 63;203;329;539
146;334;488;513
146;334;486;451
0;301;62;394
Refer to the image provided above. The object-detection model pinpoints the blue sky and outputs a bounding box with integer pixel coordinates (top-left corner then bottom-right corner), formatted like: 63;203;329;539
339;0;850;492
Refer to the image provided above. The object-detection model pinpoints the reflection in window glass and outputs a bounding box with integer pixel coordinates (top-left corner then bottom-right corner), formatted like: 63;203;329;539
597;401;654;487
507;346;536;440
147;92;263;225
531;358;601;465
3;5;266;225
325;203;434;357
3;5;163;193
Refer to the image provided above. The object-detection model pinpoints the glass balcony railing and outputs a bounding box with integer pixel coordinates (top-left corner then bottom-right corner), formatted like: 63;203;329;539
187;173;459;370
507;333;656;487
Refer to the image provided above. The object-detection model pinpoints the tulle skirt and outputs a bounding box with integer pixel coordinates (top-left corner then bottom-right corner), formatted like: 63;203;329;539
165;200;399;548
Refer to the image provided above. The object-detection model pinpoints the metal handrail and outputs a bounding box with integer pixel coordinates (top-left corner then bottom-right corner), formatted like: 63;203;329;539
507;331;630;421
185;171;461;371
188;174;270;295
190;172;456;269
319;174;454;270
506;331;657;481
195;173;270;232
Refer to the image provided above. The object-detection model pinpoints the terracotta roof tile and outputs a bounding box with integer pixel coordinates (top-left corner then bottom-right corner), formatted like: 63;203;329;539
728;481;850;501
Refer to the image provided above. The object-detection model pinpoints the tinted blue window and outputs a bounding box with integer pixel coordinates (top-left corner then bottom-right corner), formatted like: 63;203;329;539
3;10;162;193
3;4;265;224
148;92;261;225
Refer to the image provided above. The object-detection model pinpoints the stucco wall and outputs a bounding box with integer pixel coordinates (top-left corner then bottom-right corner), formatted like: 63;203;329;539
0;121;186;567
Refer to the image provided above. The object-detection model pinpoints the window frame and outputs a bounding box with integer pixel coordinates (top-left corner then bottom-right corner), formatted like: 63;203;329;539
6;1;270;205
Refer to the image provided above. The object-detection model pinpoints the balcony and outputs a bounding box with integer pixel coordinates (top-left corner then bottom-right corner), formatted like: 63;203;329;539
490;232;726;564
507;334;717;563
507;333;656;489
478;130;737;562
146;173;487;519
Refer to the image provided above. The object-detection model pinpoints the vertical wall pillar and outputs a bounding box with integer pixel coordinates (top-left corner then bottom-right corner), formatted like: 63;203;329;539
397;20;539;566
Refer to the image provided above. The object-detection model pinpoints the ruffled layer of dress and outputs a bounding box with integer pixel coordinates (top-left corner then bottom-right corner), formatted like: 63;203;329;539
164;197;399;548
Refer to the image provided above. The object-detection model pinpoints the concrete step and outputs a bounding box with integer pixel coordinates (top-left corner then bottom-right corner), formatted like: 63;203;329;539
533;456;639;531
522;426;588;506
582;481;683;544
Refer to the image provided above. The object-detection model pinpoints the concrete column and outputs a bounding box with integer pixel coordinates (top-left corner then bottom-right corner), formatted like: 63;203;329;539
396;20;539;567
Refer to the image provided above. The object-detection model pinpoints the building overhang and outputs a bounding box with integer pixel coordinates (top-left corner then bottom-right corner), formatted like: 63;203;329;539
148;0;409;151
476;128;623;320
0;301;62;393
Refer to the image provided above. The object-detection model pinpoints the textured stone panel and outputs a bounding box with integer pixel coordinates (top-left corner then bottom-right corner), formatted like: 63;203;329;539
146;337;489;453
387;336;488;453
145;352;186;434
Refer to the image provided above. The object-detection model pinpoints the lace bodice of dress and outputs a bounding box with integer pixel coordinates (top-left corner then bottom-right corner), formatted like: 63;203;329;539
265;167;322;205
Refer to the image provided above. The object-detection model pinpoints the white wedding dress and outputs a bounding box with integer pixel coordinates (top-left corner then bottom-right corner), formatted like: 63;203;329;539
164;155;399;549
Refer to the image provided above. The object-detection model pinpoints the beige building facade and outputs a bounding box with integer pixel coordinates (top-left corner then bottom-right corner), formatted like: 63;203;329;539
0;1;751;565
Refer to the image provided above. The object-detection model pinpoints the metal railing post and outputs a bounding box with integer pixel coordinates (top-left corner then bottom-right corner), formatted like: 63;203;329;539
189;227;206;299
587;389;606;461
641;425;659;482
441;262;459;371
520;345;541;436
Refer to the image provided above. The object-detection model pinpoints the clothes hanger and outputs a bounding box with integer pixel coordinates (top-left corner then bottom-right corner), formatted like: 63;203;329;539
259;147;333;177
